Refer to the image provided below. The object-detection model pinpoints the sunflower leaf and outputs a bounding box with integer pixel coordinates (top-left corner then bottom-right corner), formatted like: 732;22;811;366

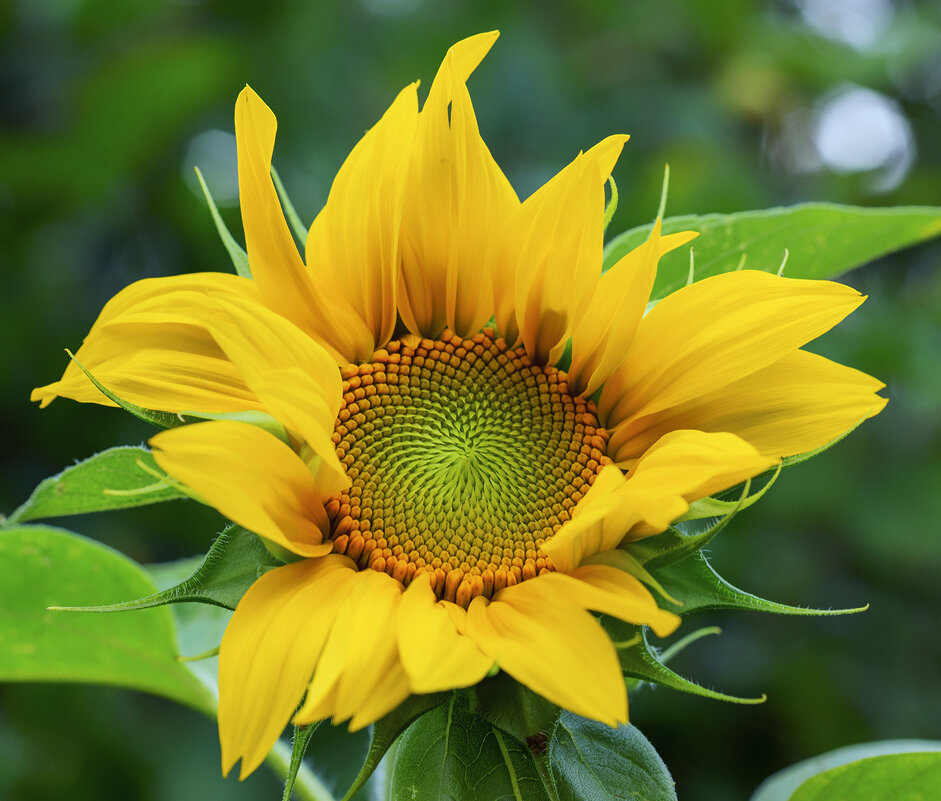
5;446;185;525
751;740;941;801
650;551;868;617
0;524;213;713
472;672;561;748
603;203;941;295
50;524;280;613
620;628;765;705
550;711;676;801
390;694;551;801
340;692;449;801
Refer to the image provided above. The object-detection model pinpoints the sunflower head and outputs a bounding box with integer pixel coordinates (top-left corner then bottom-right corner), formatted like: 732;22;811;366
31;30;887;783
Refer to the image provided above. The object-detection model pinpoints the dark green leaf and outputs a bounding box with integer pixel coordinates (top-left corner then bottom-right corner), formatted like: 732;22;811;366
651;552;867;617
390;695;551;801
603;203;941;298
5;446;185;525
473;673;561;747
550;711;676;801
53;524;280;613
620;628;765;705
0;524;213;713
751;740;941;801
340;692;449;801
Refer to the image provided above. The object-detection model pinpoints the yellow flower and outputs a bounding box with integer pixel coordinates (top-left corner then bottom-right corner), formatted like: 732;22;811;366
32;32;886;779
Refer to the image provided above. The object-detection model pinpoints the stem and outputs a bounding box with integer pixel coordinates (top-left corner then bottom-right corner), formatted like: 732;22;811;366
266;739;337;801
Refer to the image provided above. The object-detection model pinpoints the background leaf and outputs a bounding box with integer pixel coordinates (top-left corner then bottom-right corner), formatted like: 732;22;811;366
603;204;941;298
550;711;676;801
0;524;213;713
751;740;941;801
5;446;185;524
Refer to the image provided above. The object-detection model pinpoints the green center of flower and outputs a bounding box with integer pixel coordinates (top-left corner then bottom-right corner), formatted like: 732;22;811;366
325;329;610;607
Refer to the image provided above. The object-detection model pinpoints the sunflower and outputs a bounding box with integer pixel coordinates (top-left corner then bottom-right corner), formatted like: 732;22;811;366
32;32;886;779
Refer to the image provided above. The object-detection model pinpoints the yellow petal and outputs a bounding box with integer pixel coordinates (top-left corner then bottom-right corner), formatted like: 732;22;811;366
31;273;261;412
396;573;493;692
150;420;335;557
568;222;698;396
467;582;628;725
295;569;407;729
502;135;629;364
542;431;776;570
398;31;518;338
599;270;866;429
235;86;368;363
218;556;358;779
306;83;419;359
609;349;888;462
198;293;348;496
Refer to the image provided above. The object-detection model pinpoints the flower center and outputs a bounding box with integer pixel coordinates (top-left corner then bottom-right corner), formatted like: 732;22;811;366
325;329;610;608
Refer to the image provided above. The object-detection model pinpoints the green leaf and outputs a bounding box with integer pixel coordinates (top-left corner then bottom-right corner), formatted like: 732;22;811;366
5;446;185;525
651;551;867;617
751;741;941;801
390;695;551;801
473;673;561;747
550;711;676;801
0;524;213;713
181;409;290;444
603;203;941;298
53;524;281;613
271;165;310;244
340;692;449;801
619;627;765;705
194;165;251;278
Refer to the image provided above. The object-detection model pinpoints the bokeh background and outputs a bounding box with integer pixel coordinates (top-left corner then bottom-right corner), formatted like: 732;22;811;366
2;1;940;799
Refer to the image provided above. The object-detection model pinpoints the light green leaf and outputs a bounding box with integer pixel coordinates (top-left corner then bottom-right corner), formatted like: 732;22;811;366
54;524;281;613
619;627;765;705
340;692;448;801
180;409;290;444
390;695;551;801
604;203;941;298
5;446;185;525
550;711;676;801
0;524;213;713
651;551;867;617
751;741;941;801
194;165;251;278
271;165;310;244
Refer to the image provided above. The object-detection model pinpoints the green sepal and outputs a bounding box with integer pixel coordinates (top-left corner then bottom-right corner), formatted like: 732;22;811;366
603;202;941;296
49;524;281;613
340;692;449;801
583;548;682;606
602;175;618;234
551;712;676;801
281;722;322;801
471;672;561;748
193;165;251;278
618;626;766;705
5;446;185;525
181;409;290;444
271;165;309;244
66;349;185;429
678;465;781;522
651;551;868;617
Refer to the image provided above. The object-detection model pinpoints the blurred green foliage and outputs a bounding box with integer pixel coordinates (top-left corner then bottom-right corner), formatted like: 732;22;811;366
2;0;939;799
